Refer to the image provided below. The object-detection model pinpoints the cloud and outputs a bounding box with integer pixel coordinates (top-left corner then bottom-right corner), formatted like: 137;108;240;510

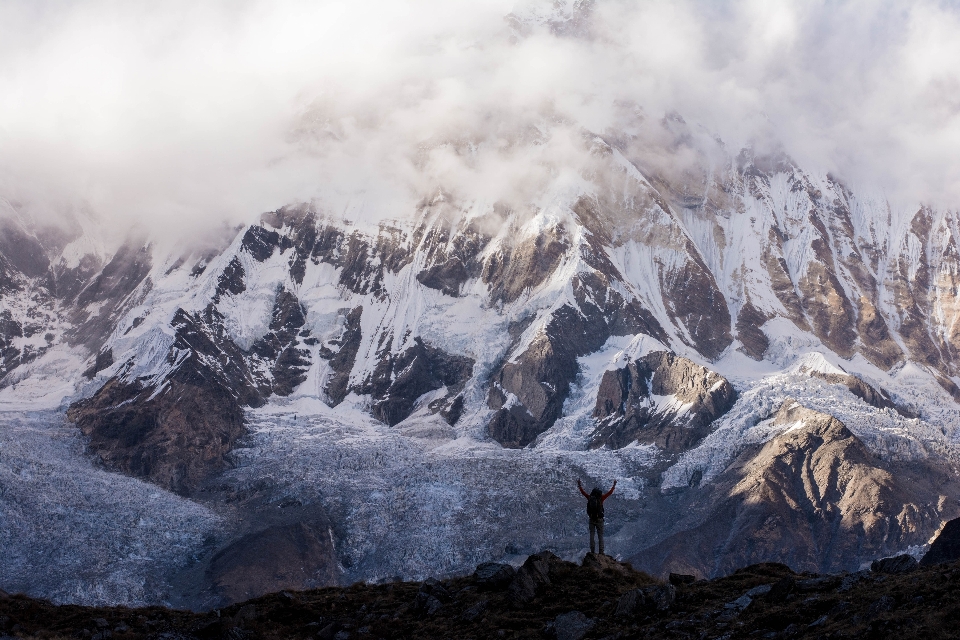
0;0;958;243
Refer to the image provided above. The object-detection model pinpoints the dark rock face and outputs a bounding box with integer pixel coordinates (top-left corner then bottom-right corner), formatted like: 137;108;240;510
0;310;24;383
736;301;770;360
67;375;247;495
488;272;669;448
920;517;960;566
67;306;263;494
0;218;50;279
473;563;516;590
871;555;918;574
483;223;569;306
249;289;312;397
240;225;281;262
207;522;340;606
359;337;474;426
417;257;469;297
81;349;113;379
633;400;953;578
507;551;557;605
67;240;153;349
591;351;737;452
322;306;363;406
661;245;733;360
215;257;246;299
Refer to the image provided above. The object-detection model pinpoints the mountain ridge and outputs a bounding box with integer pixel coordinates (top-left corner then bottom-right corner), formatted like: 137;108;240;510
3;129;960;607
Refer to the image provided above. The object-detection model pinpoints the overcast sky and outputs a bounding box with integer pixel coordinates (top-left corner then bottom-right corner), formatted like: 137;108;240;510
1;0;959;239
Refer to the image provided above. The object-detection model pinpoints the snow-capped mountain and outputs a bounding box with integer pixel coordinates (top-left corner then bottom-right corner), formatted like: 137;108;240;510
3;121;960;607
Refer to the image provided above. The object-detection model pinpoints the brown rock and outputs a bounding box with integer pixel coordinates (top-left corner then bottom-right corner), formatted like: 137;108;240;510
208;523;339;605
920;517;960;566
507;552;556;605
591;351;737;452
633;400;953;578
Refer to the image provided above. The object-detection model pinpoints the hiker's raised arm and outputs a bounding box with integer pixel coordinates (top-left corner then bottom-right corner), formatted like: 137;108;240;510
577;479;590;498
602;480;617;501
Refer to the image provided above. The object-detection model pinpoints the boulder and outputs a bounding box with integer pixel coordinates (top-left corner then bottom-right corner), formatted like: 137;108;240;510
614;583;676;616
507;552;556;605
473;562;516;590
614;589;643;617
921;517;960;566
871;554;918;574
414;577;452;614
582;552;632;575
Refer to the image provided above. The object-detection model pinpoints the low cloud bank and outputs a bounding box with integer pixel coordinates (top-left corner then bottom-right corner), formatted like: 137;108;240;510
1;0;958;241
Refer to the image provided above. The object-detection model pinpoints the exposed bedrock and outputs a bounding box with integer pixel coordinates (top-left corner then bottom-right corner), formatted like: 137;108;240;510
356;337;475;426
206;522;340;606
68;306;264;494
482;222;569;306
660;245;734;360
416;257;469;297
214;256;245;300
590;351;737;452
803;368;915;418
321;306;364;406
249;288;313;397
0;216;50;280
488;273;669;448
0;309;25;382
570;193;733;360
633;400;956;579
67;376;248;496
920;517;960;566
67;239;153;349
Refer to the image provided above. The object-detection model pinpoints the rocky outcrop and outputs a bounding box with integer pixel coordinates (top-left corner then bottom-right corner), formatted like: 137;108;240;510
804;368;913;417
67;374;248;495
634;400;954;578
416;257;469;297
482;222;569;305
735;300;770;360
0;310;25;383
0;217;50;280
357;337;474;426
321;306;363;406
920;517;960;566
248;289;312;397
13;554;960;639
207;522;340;606
507;551;559;604
67;305;263;494
488;273;669;448
214;256;245;299
67;239;153;349
590;351;736;451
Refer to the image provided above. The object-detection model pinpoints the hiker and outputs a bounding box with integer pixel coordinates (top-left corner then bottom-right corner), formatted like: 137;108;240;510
577;478;616;555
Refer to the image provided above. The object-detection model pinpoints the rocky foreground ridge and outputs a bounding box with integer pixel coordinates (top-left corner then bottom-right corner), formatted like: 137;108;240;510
6;531;960;640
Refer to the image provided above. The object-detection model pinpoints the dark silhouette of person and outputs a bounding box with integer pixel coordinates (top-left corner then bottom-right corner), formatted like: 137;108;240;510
578;478;616;555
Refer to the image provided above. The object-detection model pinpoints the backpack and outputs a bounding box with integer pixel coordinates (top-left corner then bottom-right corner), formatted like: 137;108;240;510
587;491;604;520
